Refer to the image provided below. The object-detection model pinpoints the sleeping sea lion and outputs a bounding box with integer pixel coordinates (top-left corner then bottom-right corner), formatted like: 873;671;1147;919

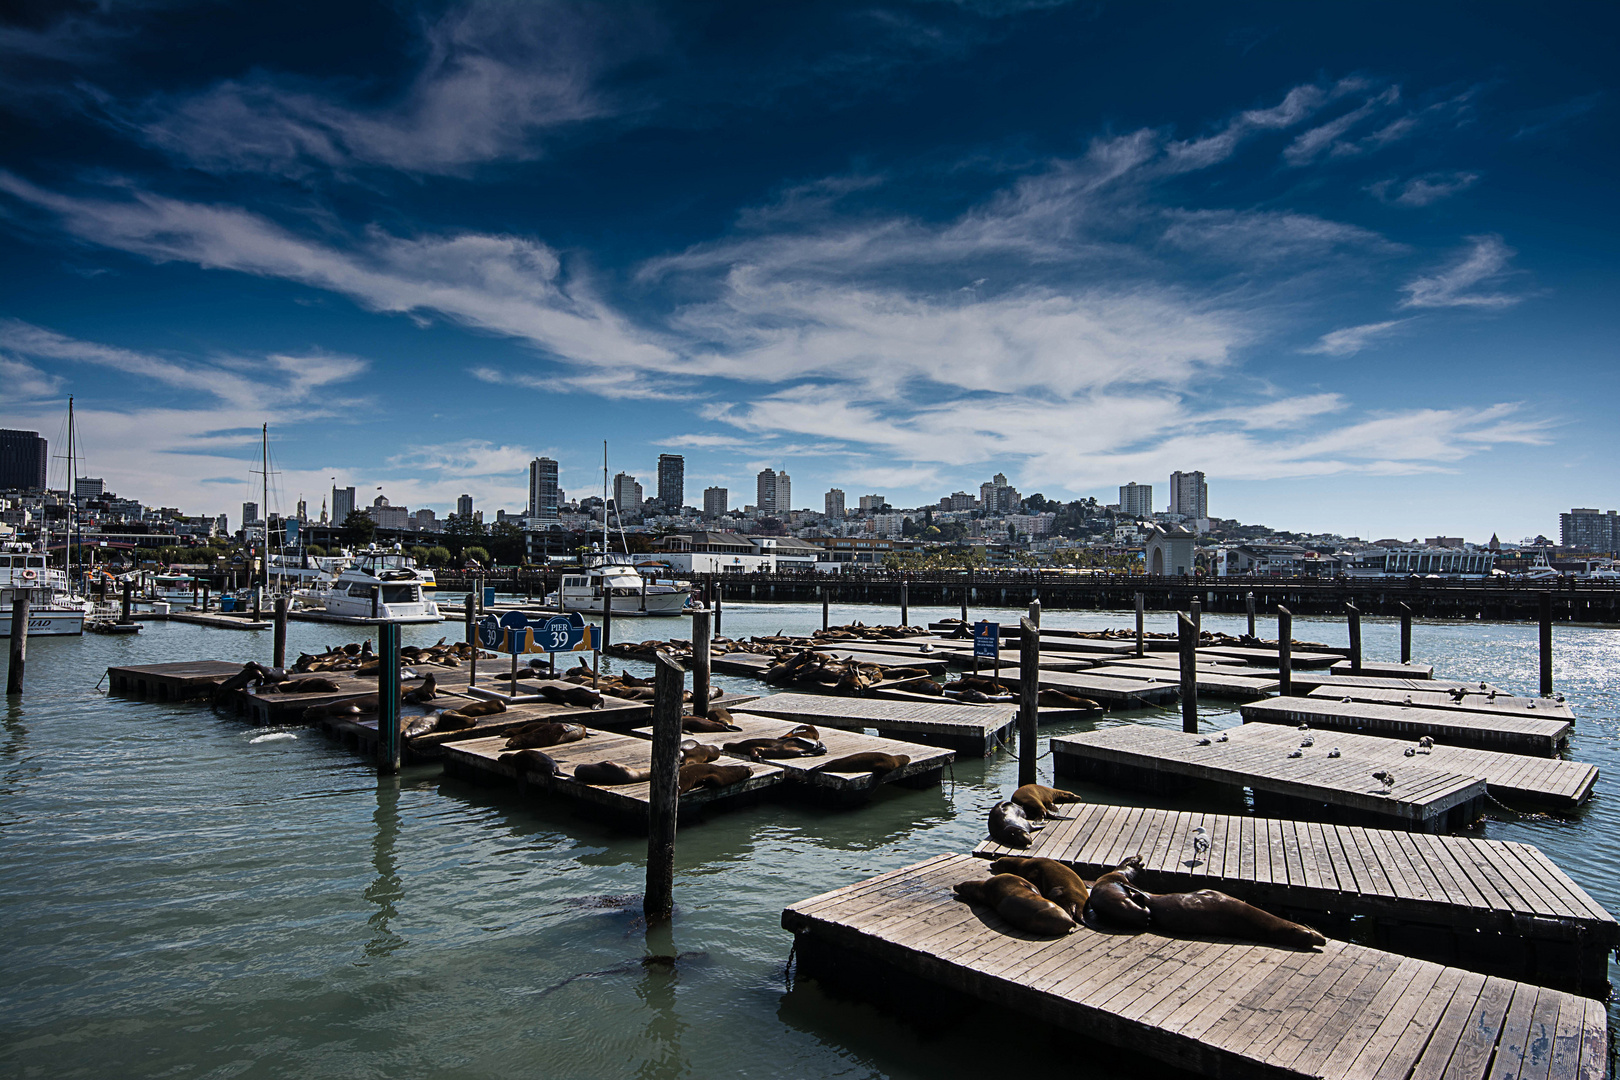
680;739;722;764
269;676;343;694
682;714;742;733
433;710;479;731
988;800;1037;848
504;722;589;750
1037;688;1103;712
574;761;653;786
402;714;440;739
1011;783;1082;820
402;673;439;705
989;856;1089;921
500;749;568;778
813;752;910;775
1083;856;1153;929
304;693;379;720
677;762;752;793
455;698;507;718
1084;857;1325;948
953;874;1078;937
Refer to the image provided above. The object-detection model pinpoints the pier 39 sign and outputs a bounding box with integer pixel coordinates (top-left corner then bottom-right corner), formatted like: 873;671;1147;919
477;611;600;655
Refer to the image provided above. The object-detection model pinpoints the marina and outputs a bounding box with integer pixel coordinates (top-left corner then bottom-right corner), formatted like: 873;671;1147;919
1241;696;1573;756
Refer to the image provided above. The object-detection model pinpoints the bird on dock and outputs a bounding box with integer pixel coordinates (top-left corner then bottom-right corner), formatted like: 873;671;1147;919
1372;769;1395;792
1447;687;1467;702
1300;734;1314;748
1341;695;1353;703
1404;747;1416;757
1403;695;1412;704
1487;690;1498;701
1191;827;1210;863
1418;736;1434;751
1196;737;1211;746
1327;747;1341;758
1287;749;1303;758
1298;722;1310;731
1215;733;1229;742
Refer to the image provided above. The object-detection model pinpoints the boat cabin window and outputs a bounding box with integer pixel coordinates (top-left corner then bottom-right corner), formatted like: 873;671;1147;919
347;583;374;597
380;585;417;604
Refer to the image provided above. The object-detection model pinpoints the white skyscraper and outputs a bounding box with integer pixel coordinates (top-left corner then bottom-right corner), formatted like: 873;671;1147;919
528;457;559;521
1119;482;1153;517
1169;470;1208;519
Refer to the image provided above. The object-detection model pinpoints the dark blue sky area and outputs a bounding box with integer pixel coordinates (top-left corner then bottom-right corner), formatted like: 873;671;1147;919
1;1;1614;538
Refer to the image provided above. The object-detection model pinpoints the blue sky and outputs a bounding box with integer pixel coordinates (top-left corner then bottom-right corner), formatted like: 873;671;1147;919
1;0;1614;541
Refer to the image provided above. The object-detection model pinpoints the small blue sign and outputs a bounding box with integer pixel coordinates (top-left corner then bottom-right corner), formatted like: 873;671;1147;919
538;612;585;652
973;620;1000;659
476;614;503;649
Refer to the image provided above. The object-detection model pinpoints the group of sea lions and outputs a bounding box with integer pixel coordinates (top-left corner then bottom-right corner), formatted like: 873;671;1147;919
964;786;1325;948
942;674;1102;713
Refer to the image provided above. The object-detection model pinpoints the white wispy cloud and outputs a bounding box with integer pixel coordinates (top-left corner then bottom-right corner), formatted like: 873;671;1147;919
1301;319;1412;356
1368;171;1480;207
1400;235;1527;309
0;356;62;401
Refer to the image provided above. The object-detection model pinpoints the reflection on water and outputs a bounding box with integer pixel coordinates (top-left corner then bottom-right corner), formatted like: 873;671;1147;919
0;606;1615;1079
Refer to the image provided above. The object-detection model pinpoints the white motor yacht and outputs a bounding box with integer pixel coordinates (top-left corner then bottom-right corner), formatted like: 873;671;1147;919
546;561;691;616
301;546;442;623
0;542;89;636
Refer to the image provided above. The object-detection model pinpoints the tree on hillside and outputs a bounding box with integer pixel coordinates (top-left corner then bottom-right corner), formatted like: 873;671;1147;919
341;509;375;546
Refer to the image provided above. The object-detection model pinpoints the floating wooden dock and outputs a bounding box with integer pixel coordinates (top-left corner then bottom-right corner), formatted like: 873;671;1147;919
971;804;1616;996
106;660;245;700
986;666;1180;707
735;692;1016;755
1331;659;1435;679
165;611;271;631
783;853;1607;1080
631;713;953;805
1053;726;1487;832
1287;672;1498;695
1198;645;1342;668
1224;723;1598;808
1242;697;1572;757
1307;685;1576;721
1086;663;1278;700
440;729;781;829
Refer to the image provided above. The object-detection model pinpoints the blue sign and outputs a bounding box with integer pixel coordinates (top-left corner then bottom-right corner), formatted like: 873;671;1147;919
476;614;504;650
973;620;1000;659
478;610;599;654
538;613;585;652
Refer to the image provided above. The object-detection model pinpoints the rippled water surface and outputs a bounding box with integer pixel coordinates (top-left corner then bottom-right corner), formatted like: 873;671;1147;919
2;604;1616;1078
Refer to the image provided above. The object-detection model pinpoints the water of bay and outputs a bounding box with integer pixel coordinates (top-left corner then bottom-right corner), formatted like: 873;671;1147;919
2;604;1616;1079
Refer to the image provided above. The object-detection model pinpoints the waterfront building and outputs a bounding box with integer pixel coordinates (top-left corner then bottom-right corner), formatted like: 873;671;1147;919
333;486;357;523
527;457;560;521
1560;508;1620;553
657;454;685;512
1119;482;1153;517
75;477;105;498
1168;470;1207;519
1145;524;1196;576
456;493;473;520
0;429;47;491
703;486;728;519
825;488;845;519
1343;545;1497;578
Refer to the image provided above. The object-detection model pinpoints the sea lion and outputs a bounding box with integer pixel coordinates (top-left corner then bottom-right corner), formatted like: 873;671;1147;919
402;673;438;705
677;762;752;793
455;698;507;718
682;710;742;733
1084;856;1153;929
557;685;604;709
988;800;1037;848
402;714;440;739
1084;857;1324;948
989;856;1089;921
813;751;910;775
1037;688;1102;712
784;724;820;740
573;761;653;786
433;710;479;731
723;736;828;759
500;749;568;778
1011;783;1082;820
953;874;1078;937
504;722;589;750
268;676;343;694
680;739;722;764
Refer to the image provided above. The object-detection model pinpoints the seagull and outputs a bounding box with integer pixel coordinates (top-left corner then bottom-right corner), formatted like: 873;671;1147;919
1288;749;1303;758
1527;701;1537;709
1403;695;1412;705
1215;733;1229;743
1447;687;1467;702
1373;769;1395;792
1404;747;1416;757
1196;737;1211;746
1327;747;1341;758
1299;722;1311;731
1487;690;1498;701
1191;827;1210;862
1300;735;1314;748
1479;682;1487;690
1418;736;1434;752
1341;696;1353;703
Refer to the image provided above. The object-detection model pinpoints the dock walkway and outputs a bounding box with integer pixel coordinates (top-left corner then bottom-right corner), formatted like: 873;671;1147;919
971;804;1615;995
783;853;1607;1080
1242;697;1571;757
1198;645;1341;668
984;666;1180;707
107;660;244;700
1086;663;1278;700
1331;660;1436;679
735;692;1016;755
1307;685;1576;721
1052;726;1487;832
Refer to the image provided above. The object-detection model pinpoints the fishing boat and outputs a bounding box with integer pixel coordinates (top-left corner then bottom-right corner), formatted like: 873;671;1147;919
298;546;442;623
0;542;88;637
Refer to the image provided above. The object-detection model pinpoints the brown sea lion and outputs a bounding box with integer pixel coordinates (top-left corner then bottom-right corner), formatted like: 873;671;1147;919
1084;857;1324;948
402;673;439;705
573;761;653;785
504;722;590;750
677;762;752;793
1037;688;1102;712
680;739;722;764
402;714;440;739
1084;856;1153;929
456;698;507;718
953;874;1078;937
1011;783;1082;820
433;710;479;731
500;748;568;778
556;685;603;709
784;724;820;740
988;800;1036;848
813;751;910;775
682;711;742;733
989;856;1089;921
269;676;343;694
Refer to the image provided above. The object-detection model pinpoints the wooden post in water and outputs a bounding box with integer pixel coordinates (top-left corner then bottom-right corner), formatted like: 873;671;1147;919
900;578;909;628
644;651;685;922
1189;596;1201;637
601;588;614;653
1535;586;1548;696
1347;602;1362;673
253;586;261;623
1028;599;1041;629
821;588;829;631
1245;591;1256;639
1135;591;1145;657
1277;606;1293;698
691;608;711;719
464;595;478;688
273;596;288;669
959;587;968;625
1399;602;1412;664
1017;616;1040;787
6;592;28;695
377;622;401;775
712;592;722;636
120;579;134;625
1178;612;1198;734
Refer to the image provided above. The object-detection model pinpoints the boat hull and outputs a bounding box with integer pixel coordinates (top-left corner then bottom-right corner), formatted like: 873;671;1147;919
545;591;690;616
0;609;87;637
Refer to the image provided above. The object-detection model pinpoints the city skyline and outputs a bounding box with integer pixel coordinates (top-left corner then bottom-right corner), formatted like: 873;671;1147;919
0;3;1614;541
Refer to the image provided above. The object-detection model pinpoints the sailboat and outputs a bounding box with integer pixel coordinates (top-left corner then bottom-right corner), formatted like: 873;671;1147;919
2;397;92;637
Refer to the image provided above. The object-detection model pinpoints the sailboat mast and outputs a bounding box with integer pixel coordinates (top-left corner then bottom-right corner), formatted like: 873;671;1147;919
262;423;269;597
66;396;75;583
602;440;609;558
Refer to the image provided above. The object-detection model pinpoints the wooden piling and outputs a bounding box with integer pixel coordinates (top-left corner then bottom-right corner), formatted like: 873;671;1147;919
1277;606;1293;698
691;608;712;718
1399;601;1412;663
202;585;210;612
377;622;401;775
713;592;722;636
1178;611;1197;733
644;652;685;922
1028;598;1041;628
1347;602;1362;673
464;595;477;687
1134;591;1144;656
601;587;614;652
121;579;134;624
1017;616;1039;786
272;596;288;669
821;588;829;631
6;592;28;695
1539;592;1553;696
252;587;261;623
959;587;967;624
1245;590;1255;638
1189;596;1200;636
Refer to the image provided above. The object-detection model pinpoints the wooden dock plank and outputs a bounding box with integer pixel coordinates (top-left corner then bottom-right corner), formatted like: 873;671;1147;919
1332;660;1436;679
1308;685;1575;722
1242;697;1571;757
1086;663;1278;699
1198;645;1342;668
734;691;1015;755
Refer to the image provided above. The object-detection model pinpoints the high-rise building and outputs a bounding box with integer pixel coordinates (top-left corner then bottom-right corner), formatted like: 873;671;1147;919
612;472;642;516
755;469;779;515
0;429;48;491
75;477;105;498
657;454;685;512
703;486;728;519
368;494;411;531
825;488;845;519
1119;482;1153;517
295;498;307;522
775;472;790;514
858;494;886;513
242;502;260;525
333;485;357;523
1560;508;1620;553
1169;470;1208;519
528;457;559;521
456;494;473;520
